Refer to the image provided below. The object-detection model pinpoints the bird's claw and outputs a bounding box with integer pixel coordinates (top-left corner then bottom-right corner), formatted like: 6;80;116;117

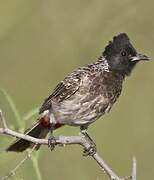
83;145;96;156
48;136;56;151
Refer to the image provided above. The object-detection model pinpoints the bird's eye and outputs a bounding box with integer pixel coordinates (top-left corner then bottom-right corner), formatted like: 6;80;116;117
121;51;127;56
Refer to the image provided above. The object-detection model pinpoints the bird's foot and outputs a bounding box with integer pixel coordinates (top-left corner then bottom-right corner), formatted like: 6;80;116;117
48;135;57;151
83;144;96;156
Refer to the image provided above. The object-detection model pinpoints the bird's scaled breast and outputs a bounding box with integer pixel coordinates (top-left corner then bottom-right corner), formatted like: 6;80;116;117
51;90;111;126
52;72;123;126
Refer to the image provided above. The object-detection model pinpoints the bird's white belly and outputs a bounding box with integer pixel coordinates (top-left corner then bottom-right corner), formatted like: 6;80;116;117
51;93;110;126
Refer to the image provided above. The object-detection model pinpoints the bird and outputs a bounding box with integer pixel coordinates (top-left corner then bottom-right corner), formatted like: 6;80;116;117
6;33;150;153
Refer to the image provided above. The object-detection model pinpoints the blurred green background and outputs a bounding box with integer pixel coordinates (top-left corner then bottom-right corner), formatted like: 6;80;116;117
0;0;154;179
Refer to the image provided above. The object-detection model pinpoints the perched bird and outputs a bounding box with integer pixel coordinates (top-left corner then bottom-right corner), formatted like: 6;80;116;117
6;33;150;153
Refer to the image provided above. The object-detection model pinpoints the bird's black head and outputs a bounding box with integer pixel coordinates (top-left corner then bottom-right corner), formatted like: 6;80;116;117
103;33;150;76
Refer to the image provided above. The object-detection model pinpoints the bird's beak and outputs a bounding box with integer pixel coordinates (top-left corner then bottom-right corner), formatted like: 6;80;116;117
131;53;151;62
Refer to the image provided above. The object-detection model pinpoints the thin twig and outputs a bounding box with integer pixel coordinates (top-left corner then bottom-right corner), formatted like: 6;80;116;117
132;157;136;180
1;146;36;180
0;110;136;180
92;153;120;180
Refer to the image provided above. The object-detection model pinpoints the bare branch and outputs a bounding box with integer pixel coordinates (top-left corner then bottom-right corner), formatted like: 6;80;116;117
0;110;136;180
1;146;36;180
132;157;137;180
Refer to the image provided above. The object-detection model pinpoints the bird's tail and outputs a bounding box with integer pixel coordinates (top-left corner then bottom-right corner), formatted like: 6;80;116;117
6;120;49;152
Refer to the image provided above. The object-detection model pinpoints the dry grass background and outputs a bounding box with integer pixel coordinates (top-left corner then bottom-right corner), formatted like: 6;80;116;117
0;0;154;179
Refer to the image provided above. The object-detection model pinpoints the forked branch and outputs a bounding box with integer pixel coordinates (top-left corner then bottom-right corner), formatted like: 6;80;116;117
0;110;136;180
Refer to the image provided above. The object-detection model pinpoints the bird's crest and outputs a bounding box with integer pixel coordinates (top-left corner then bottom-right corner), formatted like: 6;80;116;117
103;33;130;57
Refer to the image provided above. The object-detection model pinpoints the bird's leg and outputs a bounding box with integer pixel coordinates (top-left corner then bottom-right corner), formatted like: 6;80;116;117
80;125;96;156
48;127;56;151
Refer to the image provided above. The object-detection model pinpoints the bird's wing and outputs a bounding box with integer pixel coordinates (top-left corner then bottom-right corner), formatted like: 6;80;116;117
39;70;82;114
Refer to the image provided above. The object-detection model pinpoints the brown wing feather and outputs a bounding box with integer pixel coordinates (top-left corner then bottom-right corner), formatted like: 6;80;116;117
39;71;82;114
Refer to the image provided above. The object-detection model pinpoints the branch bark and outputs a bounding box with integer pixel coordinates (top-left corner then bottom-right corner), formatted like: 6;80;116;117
0;110;136;180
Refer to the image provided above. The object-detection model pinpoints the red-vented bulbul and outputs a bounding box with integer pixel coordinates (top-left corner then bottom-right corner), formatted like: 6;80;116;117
6;33;150;152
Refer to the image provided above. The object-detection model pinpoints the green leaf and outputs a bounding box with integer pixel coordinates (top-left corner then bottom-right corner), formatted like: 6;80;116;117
1;89;24;129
